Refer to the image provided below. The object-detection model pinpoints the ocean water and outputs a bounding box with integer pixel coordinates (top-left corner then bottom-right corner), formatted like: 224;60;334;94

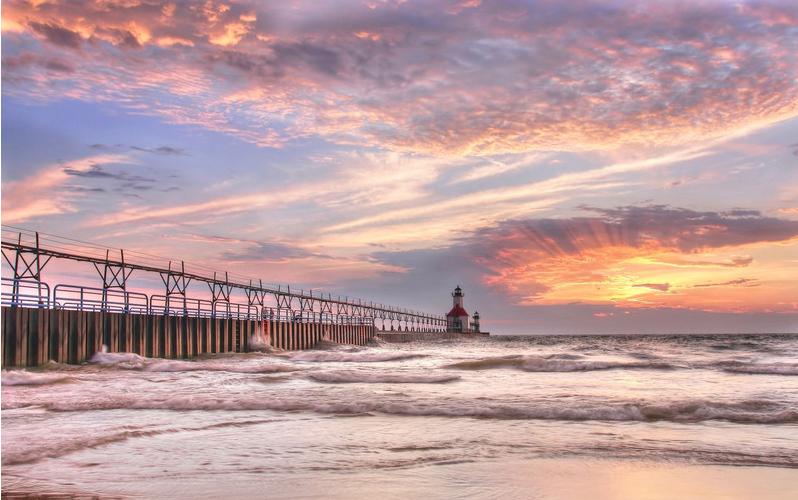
2;334;797;499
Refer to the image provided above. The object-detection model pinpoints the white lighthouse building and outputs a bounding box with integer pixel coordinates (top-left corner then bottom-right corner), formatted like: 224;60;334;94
446;286;471;333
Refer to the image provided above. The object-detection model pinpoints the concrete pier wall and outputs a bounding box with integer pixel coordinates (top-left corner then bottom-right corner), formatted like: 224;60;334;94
1;306;375;368
377;331;470;342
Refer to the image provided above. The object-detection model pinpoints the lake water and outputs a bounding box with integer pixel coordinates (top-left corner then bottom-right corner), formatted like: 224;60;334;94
2;334;797;499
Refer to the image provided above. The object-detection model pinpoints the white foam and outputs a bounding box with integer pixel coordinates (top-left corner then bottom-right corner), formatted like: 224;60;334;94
248;331;272;351
1;370;72;386
89;351;148;368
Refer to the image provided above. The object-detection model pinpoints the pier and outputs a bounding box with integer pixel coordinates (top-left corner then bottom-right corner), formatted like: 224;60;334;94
1;226;449;367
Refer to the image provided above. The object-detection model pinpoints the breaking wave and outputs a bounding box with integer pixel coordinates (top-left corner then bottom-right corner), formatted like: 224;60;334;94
714;361;798;376
89;351;147;368
16;395;796;425
446;355;678;372
308;371;460;384
88;351;299;374
1;370;73;386
289;351;426;362
145;360;300;374
1;419;277;466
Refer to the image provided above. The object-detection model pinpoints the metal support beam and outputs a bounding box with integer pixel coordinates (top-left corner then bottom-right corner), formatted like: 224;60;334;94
245;279;267;306
319;294;333;315
208;271;232;304
1;232;51;306
160;260;192;313
92;248;134;312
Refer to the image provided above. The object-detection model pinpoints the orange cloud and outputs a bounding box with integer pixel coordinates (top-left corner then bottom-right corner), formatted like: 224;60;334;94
461;206;798;312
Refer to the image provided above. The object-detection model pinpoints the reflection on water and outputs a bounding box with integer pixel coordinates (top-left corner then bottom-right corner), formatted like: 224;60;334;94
2;334;797;499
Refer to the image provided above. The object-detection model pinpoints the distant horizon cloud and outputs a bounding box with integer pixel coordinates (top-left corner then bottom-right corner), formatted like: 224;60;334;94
369;205;798;314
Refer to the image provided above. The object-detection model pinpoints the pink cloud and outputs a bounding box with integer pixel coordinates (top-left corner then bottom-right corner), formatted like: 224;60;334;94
2;0;797;154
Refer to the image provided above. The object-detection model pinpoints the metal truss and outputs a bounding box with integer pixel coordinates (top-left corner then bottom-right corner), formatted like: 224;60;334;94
1;232;51;305
208;271;232;305
91;248;135;311
1;226;448;327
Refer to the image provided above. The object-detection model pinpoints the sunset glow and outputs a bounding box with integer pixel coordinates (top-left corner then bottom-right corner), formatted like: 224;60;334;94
3;0;798;333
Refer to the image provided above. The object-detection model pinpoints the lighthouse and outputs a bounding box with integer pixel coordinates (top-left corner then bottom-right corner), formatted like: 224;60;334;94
446;285;470;333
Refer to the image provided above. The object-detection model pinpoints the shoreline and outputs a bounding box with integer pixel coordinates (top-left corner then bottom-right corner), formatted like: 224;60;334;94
4;456;797;500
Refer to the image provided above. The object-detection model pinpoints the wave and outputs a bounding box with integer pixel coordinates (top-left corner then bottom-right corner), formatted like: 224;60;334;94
1;370;73;386
289;351;426;362
89;351;148;368
714;361;798;376
145;360;300;374
1;419;276;466
445;355;677;372
16;394;796;425
88;351;299;374
545;353;585;360
307;371;460;384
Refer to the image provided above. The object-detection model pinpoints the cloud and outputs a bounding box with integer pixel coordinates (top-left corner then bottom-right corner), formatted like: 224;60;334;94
655;255;754;268
633;283;671;292
323;146;709;238
66;186;106;193
28;21;82;49
91;148;452;227
222;242;323;263
2;52;75;73
3;0;797;154
130;145;188;156
575;205;798;252
693;278;759;288
63;164;122;179
90;143;188;156
167;232;329;263
63;163;155;184
468;205;798;259
369;205;798;312
1;154;132;222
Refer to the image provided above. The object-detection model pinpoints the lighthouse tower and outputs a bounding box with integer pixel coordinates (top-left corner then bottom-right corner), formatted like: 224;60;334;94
446;285;470;333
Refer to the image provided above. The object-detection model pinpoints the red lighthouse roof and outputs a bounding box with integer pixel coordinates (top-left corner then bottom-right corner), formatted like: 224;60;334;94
446;304;469;317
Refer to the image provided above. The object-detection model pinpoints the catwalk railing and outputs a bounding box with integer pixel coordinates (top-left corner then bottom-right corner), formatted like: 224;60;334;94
1;278;379;326
1;226;446;330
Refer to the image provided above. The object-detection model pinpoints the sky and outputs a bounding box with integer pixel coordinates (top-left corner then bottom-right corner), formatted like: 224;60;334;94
2;0;797;334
